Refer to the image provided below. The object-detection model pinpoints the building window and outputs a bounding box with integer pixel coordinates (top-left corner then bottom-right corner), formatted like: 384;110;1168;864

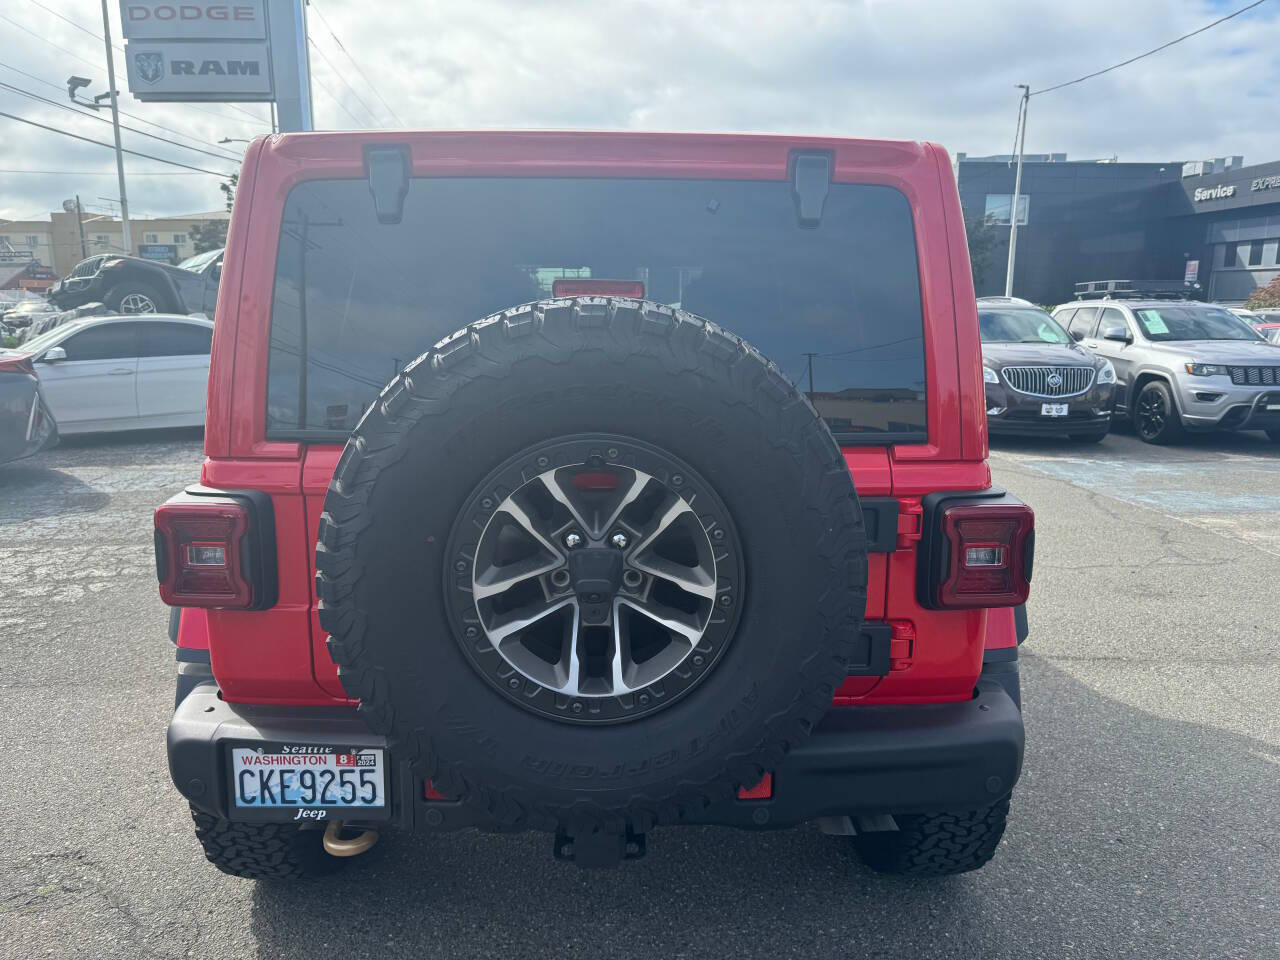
173;233;187;245
26;235;39;247
984;194;1029;226
1247;241;1266;267
1223;242;1240;267
0;236;10;246
94;234;108;245
144;232;158;244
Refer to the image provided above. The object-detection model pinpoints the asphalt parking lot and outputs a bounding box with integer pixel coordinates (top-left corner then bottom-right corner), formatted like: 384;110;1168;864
1;426;1277;960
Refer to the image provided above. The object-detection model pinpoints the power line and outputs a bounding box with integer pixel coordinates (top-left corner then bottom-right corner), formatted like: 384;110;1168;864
0;168;206;176
0;108;235;176
7;5;264;128
0;80;244;163
0;60;243;158
307;37;380;127
25;0;103;42
310;72;367;128
0;10;101;71
309;0;405;126
1032;0;1272;96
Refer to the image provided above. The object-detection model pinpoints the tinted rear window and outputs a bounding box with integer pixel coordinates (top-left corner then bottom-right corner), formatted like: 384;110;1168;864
266;177;927;443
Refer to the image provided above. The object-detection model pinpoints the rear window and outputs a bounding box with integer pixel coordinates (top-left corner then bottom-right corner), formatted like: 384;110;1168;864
265;177;927;443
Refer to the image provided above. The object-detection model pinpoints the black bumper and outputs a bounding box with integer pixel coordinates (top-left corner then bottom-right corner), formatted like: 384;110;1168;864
168;665;1023;830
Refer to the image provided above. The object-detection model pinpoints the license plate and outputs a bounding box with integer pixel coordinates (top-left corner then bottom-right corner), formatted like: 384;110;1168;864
1041;403;1068;417
231;746;387;818
1267;404;1280;411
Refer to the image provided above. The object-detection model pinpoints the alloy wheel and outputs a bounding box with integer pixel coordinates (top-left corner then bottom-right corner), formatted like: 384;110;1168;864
119;293;157;313
445;435;743;723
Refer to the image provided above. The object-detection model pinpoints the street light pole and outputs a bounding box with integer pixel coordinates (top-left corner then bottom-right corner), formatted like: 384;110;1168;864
100;0;131;254
1004;84;1030;298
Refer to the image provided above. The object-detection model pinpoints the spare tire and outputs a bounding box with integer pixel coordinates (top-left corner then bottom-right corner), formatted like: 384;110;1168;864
317;297;867;830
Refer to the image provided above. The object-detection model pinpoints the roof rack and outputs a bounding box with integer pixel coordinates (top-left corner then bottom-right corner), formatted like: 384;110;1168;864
1074;280;1201;301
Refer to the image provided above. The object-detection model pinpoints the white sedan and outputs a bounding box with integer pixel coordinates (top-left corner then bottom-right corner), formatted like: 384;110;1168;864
21;314;213;434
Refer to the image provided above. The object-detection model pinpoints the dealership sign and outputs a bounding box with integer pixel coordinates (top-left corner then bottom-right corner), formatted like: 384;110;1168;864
121;3;266;40
120;0;273;102
1253;175;1280;192
1193;184;1237;202
125;41;271;97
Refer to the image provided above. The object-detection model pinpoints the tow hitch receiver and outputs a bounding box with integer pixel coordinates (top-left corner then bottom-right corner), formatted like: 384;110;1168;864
554;826;647;868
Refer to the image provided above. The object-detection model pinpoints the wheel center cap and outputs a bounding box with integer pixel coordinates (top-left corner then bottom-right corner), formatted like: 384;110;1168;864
568;548;623;623
568;548;623;598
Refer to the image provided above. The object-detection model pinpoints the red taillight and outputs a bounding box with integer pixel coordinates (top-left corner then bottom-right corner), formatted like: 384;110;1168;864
937;504;1034;609
551;278;645;298
0;354;35;375
154;501;253;608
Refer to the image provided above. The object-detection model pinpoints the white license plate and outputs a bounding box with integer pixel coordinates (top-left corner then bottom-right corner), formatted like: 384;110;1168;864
231;746;386;814
1041;403;1069;417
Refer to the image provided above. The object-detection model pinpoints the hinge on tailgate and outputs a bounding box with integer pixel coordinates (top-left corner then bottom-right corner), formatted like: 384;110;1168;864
887;620;916;671
896;497;924;550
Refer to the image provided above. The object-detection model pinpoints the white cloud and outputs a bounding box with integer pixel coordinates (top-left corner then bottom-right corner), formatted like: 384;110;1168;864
1;0;1276;223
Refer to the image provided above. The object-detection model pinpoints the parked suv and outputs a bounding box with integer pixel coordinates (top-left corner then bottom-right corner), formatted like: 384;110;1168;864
978;297;1115;441
1052;287;1280;444
50;247;222;315
158;132;1033;881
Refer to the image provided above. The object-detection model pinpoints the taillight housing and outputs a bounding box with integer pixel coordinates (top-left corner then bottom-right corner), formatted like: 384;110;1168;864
936;504;1034;608
154;489;277;609
917;492;1034;610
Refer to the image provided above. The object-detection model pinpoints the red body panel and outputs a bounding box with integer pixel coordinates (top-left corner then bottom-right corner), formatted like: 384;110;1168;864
197;131;1006;708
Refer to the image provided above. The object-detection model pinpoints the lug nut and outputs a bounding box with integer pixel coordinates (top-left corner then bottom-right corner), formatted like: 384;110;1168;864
564;532;583;549
610;532;628;549
622;569;643;588
550;569;571;588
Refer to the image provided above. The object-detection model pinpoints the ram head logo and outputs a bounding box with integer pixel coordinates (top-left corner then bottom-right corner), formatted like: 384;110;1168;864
134;51;164;85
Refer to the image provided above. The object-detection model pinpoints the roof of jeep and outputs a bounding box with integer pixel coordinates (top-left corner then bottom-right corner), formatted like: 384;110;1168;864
249;129;936;170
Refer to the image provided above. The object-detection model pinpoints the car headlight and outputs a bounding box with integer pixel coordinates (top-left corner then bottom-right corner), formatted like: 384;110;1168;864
1097;359;1116;384
1184;362;1226;377
983;366;1000;384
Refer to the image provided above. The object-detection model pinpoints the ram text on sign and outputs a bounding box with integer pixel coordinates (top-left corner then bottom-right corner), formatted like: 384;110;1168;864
119;2;266;40
124;40;273;100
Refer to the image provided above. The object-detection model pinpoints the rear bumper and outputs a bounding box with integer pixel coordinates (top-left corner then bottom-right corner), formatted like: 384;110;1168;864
168;660;1024;830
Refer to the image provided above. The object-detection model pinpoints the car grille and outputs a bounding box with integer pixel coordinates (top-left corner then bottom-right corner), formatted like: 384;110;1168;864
1000;365;1095;398
69;257;105;279
1228;366;1280;386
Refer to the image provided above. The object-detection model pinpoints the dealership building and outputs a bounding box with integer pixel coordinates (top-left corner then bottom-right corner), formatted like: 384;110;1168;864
956;153;1280;305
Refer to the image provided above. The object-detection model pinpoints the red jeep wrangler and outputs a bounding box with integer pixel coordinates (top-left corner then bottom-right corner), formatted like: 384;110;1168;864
158;132;1032;880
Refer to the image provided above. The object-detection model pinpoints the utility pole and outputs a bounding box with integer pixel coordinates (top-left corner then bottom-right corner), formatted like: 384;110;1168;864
803;352;818;394
100;0;131;254
75;195;87;259
1004;84;1030;298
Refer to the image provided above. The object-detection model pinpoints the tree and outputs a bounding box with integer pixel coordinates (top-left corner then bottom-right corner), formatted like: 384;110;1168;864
965;217;1001;291
189;173;238;253
1245;274;1280;309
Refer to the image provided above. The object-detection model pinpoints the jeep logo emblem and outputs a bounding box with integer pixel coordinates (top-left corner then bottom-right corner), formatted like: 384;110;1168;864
134;51;164;85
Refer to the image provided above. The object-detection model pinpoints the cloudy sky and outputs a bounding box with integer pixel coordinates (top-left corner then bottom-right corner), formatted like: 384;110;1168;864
1;0;1277;222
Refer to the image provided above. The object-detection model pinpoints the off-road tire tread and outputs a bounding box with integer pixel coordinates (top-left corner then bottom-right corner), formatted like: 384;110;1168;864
851;799;1011;876
315;297;867;832
190;806;339;880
